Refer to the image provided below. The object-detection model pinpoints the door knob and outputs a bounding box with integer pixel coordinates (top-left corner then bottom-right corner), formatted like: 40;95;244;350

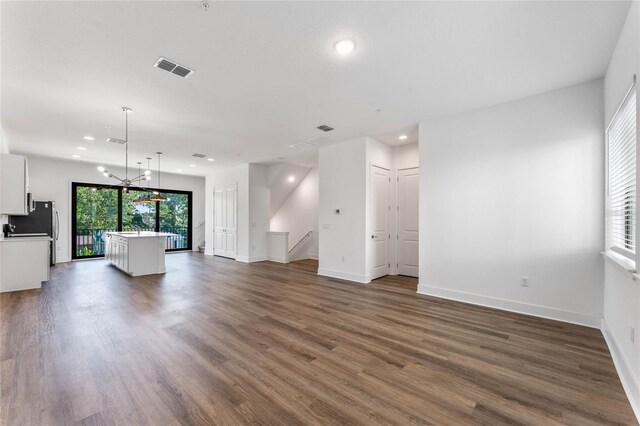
371;235;375;239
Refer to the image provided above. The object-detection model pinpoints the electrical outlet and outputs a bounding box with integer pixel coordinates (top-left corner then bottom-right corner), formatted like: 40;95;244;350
521;277;529;287
631;327;635;343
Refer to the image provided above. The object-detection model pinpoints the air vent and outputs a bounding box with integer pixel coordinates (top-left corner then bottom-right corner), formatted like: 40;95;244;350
316;125;334;132
154;57;194;79
107;137;127;144
192;153;207;158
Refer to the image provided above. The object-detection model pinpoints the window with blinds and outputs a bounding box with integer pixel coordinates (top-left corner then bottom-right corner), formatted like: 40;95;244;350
606;85;637;260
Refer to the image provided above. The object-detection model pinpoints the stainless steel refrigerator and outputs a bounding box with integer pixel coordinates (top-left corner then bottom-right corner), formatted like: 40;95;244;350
9;201;59;266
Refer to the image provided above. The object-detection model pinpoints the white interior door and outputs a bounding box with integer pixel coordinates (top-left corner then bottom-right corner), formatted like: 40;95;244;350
397;168;419;277
370;165;390;280
214;185;237;259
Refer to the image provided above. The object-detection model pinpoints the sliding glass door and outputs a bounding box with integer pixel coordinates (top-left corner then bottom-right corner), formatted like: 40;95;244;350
72;183;192;259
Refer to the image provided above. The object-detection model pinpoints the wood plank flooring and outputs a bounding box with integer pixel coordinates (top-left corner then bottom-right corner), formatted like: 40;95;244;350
1;253;636;425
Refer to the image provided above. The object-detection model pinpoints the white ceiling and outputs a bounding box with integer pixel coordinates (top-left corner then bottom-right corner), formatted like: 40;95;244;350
0;1;630;176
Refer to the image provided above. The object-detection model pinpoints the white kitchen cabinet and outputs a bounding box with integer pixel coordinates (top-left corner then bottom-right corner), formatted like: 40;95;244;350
0;154;30;215
0;236;51;292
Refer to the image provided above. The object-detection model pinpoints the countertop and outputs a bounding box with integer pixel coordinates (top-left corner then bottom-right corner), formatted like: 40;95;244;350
0;236;52;243
105;231;176;239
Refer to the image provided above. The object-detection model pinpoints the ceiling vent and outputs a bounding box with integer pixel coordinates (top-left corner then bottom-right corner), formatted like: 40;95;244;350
316;125;334;132
107;137;127;144
192;153;207;158
154;57;194;79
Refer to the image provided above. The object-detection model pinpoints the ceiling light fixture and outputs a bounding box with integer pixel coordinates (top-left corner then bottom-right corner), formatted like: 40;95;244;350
189;164;196;168
134;152;166;204
77;146;87;151
399;135;408;140
207;158;214;162
72;154;80;159
99;107;153;190
288;176;295;183
335;39;355;55
83;136;95;141
97;166;106;172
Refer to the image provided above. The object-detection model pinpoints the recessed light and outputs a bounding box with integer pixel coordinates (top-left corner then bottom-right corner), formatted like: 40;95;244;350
207;158;214;162
176;169;182;172
72;154;80;159
399;135;408;140
97;166;106;172
189;164;196;168
83;136;95;141
335;39;355;55
77;146;87;150
288;176;295;183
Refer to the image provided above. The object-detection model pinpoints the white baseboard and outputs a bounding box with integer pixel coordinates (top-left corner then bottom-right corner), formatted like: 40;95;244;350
237;255;267;263
308;253;319;260
204;250;214;256
318;268;370;284
416;284;601;328
267;256;289;264
602;318;640;422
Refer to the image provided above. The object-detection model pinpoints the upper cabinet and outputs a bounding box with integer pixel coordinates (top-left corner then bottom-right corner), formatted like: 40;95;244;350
1;154;30;215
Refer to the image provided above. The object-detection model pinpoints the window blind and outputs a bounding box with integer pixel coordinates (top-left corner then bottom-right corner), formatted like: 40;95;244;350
606;86;637;259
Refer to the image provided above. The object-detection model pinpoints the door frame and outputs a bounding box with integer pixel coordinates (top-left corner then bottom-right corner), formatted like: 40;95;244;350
212;182;238;259
368;163;391;280
395;167;419;277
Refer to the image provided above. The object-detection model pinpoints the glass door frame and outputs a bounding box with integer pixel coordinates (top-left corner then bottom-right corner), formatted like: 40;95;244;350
71;182;193;260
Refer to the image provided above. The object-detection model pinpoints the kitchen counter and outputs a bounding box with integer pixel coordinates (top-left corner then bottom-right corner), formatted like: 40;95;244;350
0;236;51;292
0;235;52;242
104;231;176;276
105;231;175;239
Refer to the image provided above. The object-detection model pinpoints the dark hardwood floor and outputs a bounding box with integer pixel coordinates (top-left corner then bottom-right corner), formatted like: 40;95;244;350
1;253;636;425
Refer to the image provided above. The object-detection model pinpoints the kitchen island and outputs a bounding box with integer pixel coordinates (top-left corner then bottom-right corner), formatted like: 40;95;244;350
105;231;175;276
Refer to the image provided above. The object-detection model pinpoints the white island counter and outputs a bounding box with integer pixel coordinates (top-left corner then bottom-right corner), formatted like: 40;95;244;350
105;231;175;276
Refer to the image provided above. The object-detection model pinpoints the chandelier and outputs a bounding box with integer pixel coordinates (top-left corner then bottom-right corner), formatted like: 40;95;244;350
134;152;167;203
97;106;151;190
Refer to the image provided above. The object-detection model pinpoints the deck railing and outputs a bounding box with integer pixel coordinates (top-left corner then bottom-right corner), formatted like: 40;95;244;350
75;227;189;257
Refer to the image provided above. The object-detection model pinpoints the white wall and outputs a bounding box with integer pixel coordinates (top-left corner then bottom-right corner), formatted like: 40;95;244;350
248;164;270;262
318;137;368;282
205;164;249;259
270;168;319;260
602;1;640;419
24;155;206;263
418;79;605;327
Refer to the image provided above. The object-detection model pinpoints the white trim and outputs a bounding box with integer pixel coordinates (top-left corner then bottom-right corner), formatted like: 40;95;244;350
308;253;319;260
416;284;601;328
318;268;370;284
602;318;640;422
267;256;288;264
204;249;214;256
237;255;267;263
602;251;637;275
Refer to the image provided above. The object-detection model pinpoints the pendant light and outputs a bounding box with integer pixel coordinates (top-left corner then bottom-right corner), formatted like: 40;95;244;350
134;152;166;203
97;107;151;188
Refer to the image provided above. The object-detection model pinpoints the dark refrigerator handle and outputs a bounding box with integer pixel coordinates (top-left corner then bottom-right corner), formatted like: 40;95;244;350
55;210;59;240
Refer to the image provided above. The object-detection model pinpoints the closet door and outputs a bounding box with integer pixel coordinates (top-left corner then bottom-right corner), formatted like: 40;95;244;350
397;168;419;277
213;185;237;259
